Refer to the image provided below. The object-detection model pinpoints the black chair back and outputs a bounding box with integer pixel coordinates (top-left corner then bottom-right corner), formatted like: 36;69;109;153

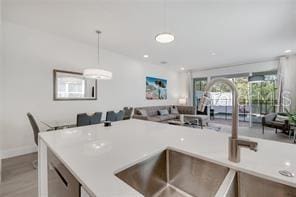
106;110;124;122
77;112;102;127
77;113;90;127
123;107;133;120
90;112;102;125
117;110;124;121
27;113;40;146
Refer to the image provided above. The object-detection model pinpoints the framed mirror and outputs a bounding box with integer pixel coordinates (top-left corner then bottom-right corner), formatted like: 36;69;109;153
53;69;97;100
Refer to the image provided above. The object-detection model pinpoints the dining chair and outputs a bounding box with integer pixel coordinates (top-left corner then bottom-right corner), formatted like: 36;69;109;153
106;110;124;122
27;113;40;169
90;112;102;125
123;107;133;120
77;113;90;127
76;112;102;127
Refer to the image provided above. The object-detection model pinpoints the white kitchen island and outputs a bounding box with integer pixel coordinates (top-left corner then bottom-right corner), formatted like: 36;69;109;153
38;119;296;197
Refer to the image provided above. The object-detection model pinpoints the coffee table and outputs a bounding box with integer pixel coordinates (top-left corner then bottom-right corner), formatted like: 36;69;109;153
183;114;209;129
167;119;198;128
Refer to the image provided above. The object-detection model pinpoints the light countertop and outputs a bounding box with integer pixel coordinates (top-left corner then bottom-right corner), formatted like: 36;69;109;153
39;119;296;196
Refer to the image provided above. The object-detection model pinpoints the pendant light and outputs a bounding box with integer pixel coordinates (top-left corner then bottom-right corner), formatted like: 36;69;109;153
83;31;112;80
155;0;175;44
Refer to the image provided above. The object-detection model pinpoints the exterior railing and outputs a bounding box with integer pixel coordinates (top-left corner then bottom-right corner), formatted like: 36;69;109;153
196;98;277;123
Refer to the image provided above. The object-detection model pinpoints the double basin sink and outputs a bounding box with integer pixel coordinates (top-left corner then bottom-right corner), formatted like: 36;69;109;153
115;149;296;197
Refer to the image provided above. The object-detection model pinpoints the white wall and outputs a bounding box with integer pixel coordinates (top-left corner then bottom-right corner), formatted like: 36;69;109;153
177;72;188;99
191;60;278;79
1;22;181;158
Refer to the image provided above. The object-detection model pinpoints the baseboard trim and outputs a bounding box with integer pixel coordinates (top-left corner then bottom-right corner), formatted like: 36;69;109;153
1;145;37;159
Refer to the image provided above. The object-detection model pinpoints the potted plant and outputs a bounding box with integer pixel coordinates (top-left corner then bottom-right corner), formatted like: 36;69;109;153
285;109;296;125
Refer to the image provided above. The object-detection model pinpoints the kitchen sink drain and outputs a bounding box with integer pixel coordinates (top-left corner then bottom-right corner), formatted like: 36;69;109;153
279;170;295;177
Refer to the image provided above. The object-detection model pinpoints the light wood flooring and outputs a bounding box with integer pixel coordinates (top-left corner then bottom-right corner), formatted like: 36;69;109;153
0;153;38;197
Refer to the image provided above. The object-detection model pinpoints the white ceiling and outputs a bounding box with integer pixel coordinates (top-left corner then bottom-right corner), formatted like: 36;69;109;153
3;0;296;70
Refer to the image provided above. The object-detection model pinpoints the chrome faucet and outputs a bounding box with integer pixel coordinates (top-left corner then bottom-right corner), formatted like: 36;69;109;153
198;78;258;163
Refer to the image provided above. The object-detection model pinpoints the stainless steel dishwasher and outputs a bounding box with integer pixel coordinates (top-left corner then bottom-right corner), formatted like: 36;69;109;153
48;149;80;197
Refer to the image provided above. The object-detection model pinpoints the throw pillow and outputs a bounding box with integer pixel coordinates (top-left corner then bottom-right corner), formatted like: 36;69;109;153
170;106;179;114
138;109;148;117
159;109;169;116
275;115;289;122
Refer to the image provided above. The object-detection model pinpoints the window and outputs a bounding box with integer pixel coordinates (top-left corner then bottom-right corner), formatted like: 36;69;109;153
210;76;249;121
193;78;207;106
57;77;86;98
250;74;277;122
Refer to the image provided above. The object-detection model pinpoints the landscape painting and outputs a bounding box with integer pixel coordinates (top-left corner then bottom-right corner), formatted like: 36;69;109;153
146;77;167;100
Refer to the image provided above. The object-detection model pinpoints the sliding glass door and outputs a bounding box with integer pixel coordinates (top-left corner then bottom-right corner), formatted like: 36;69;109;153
192;71;277;126
210;76;249;121
250;74;277;123
193;78;208;106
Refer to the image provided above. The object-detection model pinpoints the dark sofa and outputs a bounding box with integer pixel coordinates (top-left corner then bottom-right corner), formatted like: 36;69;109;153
262;113;290;134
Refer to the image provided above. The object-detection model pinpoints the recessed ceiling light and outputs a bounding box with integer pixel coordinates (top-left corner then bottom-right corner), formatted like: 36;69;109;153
211;52;217;56
284;49;292;53
155;33;175;44
180;67;185;71
143;54;149;58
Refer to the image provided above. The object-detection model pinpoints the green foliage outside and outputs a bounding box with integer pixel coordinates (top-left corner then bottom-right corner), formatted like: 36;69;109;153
194;76;277;113
286;109;296;124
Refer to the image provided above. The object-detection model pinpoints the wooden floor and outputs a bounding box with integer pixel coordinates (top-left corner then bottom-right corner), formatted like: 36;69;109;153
0;153;38;197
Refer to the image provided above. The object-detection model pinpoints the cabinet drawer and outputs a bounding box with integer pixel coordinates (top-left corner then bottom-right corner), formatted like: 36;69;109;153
48;149;80;197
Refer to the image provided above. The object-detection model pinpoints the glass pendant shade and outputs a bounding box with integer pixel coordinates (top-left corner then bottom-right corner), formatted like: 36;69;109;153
155;33;175;43
83;68;112;80
155;0;175;44
83;31;112;80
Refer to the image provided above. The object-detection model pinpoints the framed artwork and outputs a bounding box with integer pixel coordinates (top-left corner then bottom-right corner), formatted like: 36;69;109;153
146;76;167;100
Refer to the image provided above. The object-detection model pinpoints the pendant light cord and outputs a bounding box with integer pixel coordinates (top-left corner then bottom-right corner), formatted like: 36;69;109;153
96;30;101;65
163;0;167;32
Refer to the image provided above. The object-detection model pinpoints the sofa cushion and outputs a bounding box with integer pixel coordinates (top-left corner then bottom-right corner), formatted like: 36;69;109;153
145;106;170;116
147;116;163;122
160;115;171;121
138;109;148;117
275;115;289;122
147;114;177;122
160;114;178;121
158;109;169;116
145;107;158;116
170;106;179;114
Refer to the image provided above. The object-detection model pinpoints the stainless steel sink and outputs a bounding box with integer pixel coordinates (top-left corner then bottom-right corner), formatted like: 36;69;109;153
116;149;296;197
224;171;296;197
115;149;229;197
